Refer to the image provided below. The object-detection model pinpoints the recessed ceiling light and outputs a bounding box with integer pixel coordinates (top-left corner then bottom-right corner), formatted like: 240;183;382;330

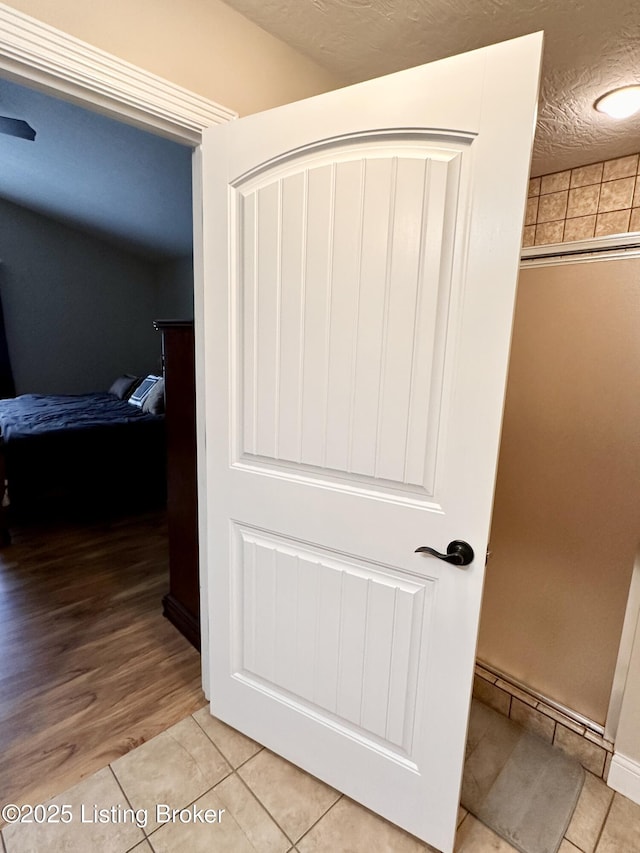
594;86;640;119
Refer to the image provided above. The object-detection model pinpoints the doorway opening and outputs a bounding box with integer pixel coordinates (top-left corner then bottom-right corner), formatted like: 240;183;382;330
0;5;234;808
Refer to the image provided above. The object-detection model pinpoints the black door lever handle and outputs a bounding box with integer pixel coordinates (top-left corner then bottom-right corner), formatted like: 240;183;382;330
415;540;474;566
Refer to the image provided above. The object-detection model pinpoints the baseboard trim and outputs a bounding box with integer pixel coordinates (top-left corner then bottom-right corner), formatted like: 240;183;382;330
163;594;201;652
476;659;604;735
474;661;613;779
607;753;640;804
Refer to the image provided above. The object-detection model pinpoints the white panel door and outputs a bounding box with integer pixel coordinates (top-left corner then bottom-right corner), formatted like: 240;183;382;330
201;34;542;853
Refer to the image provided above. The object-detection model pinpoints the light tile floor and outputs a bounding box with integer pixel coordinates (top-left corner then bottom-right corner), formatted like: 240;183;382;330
2;703;640;853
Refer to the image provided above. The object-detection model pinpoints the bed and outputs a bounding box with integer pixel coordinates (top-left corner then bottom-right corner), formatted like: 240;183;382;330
0;377;166;541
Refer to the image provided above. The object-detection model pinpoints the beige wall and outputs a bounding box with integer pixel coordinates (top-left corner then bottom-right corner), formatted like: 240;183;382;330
478;257;640;724
3;0;343;116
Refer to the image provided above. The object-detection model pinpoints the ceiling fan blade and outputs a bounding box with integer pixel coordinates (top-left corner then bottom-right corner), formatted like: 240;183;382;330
0;116;36;141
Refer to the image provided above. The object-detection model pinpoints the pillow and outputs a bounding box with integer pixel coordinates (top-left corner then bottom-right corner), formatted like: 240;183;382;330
129;374;162;408
142;378;165;414
109;374;140;400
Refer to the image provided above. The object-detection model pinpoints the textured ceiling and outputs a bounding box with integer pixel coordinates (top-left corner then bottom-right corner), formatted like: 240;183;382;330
221;0;640;176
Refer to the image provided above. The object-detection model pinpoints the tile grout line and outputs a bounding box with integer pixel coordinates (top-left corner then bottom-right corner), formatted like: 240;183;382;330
560;833;584;853
592;793;616;853
190;711;265;773
190;713;343;847
164;724;235;790
109;765;149;850
563;840;586;853
455;810;472;847
232;766;299;847
561;791;592;853
458;811;471;831
234;749;265;772
136;711;310;847
145;781;217;844
112;747;234;843
130;836;154;852
110;765;137;811
294;794;345;849
214;769;280;853
140;836;154;852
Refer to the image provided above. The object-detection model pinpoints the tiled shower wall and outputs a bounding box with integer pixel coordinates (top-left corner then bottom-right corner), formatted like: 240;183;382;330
523;152;640;247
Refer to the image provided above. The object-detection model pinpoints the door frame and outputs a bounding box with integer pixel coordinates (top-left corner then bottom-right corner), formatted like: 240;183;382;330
0;2;237;696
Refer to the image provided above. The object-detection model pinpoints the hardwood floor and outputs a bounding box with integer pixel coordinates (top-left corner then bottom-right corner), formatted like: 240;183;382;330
0;511;205;816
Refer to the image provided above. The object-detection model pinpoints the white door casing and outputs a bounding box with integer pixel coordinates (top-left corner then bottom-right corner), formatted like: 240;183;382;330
203;34;542;853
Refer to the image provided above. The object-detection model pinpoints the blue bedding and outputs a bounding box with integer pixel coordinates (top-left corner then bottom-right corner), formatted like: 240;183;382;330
0;392;166;514
0;392;161;441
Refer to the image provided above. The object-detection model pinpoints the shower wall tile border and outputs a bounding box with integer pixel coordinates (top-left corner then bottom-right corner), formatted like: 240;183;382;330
473;662;613;780
524;154;640;248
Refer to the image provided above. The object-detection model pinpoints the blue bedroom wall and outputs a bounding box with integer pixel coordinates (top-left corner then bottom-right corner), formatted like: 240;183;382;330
0;198;172;395
155;255;194;321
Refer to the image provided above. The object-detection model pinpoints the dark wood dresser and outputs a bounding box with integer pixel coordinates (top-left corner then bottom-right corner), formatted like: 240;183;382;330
154;320;200;650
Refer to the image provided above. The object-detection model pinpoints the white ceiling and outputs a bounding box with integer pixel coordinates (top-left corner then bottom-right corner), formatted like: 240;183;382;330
0;78;193;260
221;0;640;177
